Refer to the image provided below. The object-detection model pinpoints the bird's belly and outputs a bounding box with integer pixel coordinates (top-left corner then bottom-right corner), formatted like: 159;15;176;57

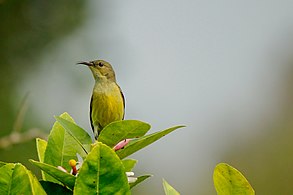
91;85;124;129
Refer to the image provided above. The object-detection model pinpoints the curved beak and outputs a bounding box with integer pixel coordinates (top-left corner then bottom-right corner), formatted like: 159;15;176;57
76;61;94;66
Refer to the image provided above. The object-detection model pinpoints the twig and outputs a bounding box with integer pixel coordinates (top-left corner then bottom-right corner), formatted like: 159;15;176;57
12;92;30;133
0;128;47;149
0;93;48;149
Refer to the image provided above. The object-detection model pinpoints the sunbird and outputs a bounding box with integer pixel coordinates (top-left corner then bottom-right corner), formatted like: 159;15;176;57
78;60;125;139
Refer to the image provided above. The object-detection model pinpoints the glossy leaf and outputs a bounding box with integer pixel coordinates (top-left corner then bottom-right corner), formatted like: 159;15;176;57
36;138;47;162
130;174;152;189
74;142;130;195
30;160;76;190
116;125;185;159
40;181;72;195
0;163;46;195
0;161;6;168
43;112;87;183
0;163;14;194
36;138;47;179
163;179;180;195
213;163;255;195
98;120;151;147
122;159;137;172
55;116;92;152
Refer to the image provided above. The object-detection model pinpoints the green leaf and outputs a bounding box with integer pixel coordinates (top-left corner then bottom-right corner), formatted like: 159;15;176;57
130;174;152;189
213;163;255;195
43;112;87;183
40;181;73;195
0;163;15;194
122;159;138;172
116;125;185;159
30;160;76;190
0;161;6;168
0;163;46;195
55;116;92;152
98;120;151;147
74;142;130;195
36;138;47;180
163;179;180;195
36;138;47;162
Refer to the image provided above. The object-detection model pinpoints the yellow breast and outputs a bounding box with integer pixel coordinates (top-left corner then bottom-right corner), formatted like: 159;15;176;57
91;81;124;134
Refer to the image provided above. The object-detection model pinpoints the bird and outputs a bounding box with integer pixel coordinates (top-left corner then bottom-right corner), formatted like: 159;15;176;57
77;60;125;139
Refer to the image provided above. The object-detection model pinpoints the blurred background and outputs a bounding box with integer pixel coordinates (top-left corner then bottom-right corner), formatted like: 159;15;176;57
1;0;293;194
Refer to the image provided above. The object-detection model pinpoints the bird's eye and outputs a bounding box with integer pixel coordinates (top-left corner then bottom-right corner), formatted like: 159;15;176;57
98;62;104;67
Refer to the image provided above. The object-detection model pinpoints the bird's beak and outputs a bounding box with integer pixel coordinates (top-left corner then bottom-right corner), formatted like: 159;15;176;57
77;61;94;66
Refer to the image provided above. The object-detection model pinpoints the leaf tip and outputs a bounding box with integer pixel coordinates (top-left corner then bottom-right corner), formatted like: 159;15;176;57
28;159;36;164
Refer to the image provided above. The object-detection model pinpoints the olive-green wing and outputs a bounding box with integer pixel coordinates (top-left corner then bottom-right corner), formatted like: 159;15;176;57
118;85;125;119
89;95;94;132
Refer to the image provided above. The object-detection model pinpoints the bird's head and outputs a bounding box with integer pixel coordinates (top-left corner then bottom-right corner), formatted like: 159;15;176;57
78;60;116;82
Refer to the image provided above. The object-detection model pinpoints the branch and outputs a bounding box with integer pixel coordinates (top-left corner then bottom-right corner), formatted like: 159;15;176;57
0;128;47;149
